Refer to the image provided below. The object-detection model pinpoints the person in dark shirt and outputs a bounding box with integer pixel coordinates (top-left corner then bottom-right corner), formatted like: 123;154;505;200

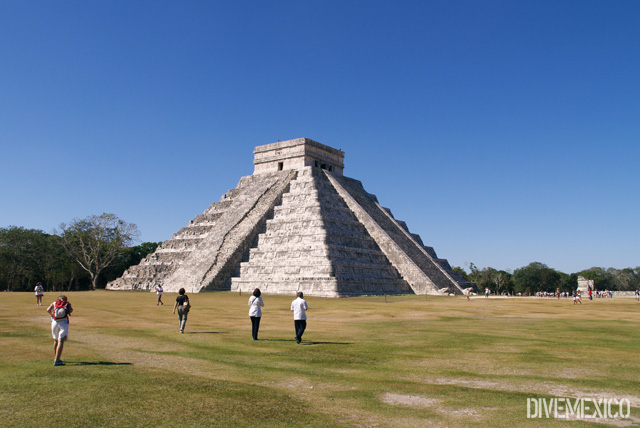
172;288;190;333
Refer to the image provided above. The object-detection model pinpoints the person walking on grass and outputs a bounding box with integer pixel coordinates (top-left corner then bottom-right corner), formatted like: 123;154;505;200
248;288;265;340
172;288;190;333
46;295;73;366
34;282;44;306
573;290;582;305
155;284;164;306
291;291;308;344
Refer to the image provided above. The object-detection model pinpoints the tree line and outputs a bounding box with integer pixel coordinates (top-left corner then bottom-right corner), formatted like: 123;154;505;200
0;213;159;292
455;262;640;295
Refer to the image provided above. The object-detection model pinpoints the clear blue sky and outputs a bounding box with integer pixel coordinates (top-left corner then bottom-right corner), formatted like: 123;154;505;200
1;1;638;274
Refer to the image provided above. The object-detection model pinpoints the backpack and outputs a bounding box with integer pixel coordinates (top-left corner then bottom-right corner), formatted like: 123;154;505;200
53;300;70;320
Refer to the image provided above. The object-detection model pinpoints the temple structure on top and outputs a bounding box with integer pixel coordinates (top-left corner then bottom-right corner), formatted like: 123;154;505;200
107;138;474;296
253;138;344;175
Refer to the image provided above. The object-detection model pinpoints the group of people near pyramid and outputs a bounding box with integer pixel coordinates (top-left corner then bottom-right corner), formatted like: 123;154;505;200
160;286;309;343
41;283;310;367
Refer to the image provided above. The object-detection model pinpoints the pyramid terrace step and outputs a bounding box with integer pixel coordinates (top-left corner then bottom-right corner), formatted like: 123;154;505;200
191;212;224;224
263;218;369;235
176;224;215;235
254;234;380;250
205;199;234;212
247;244;389;261
275;203;351;213
158;241;202;251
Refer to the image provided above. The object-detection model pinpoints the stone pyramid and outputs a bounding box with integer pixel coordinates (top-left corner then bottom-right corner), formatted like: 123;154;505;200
107;138;473;296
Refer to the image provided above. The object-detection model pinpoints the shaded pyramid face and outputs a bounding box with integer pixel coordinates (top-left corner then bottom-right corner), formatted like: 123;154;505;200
107;138;473;296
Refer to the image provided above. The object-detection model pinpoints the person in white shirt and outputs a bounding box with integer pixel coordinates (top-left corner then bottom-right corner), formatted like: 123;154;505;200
290;291;309;344
248;288;265;340
34;282;44;306
155;284;164;306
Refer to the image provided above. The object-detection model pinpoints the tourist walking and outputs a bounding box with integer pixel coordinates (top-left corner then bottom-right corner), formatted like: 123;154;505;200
46;295;73;366
34;282;44;306
155;284;164;306
291;291;309;344
635;289;639;301
573;290;582;305
172;288;190;333
248;288;265;340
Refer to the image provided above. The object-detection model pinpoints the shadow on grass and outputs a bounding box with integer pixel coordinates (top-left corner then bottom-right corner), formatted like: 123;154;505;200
185;331;225;334
299;341;352;345
259;339;352;345
71;362;133;366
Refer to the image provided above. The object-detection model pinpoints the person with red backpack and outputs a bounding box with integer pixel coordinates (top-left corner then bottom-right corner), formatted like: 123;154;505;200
46;295;73;366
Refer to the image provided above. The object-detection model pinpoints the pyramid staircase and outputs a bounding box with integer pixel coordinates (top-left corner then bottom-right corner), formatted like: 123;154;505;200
231;167;413;296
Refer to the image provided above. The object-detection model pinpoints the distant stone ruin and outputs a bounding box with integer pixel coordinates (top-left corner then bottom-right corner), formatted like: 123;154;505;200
577;276;595;294
107;138;473;296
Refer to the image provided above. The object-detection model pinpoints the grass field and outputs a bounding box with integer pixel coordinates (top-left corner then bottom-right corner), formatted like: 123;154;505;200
1;291;639;427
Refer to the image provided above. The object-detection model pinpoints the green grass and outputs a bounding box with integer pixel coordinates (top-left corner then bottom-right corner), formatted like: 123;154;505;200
1;291;639;427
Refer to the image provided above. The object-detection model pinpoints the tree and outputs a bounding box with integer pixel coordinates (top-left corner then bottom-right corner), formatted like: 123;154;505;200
558;272;578;292
487;268;512;295
0;226;48;291
467;262;480;284
513;262;561;294
0;226;92;291
40;234;66;292
466;264;513;295
607;267;639;291
58;213;139;289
